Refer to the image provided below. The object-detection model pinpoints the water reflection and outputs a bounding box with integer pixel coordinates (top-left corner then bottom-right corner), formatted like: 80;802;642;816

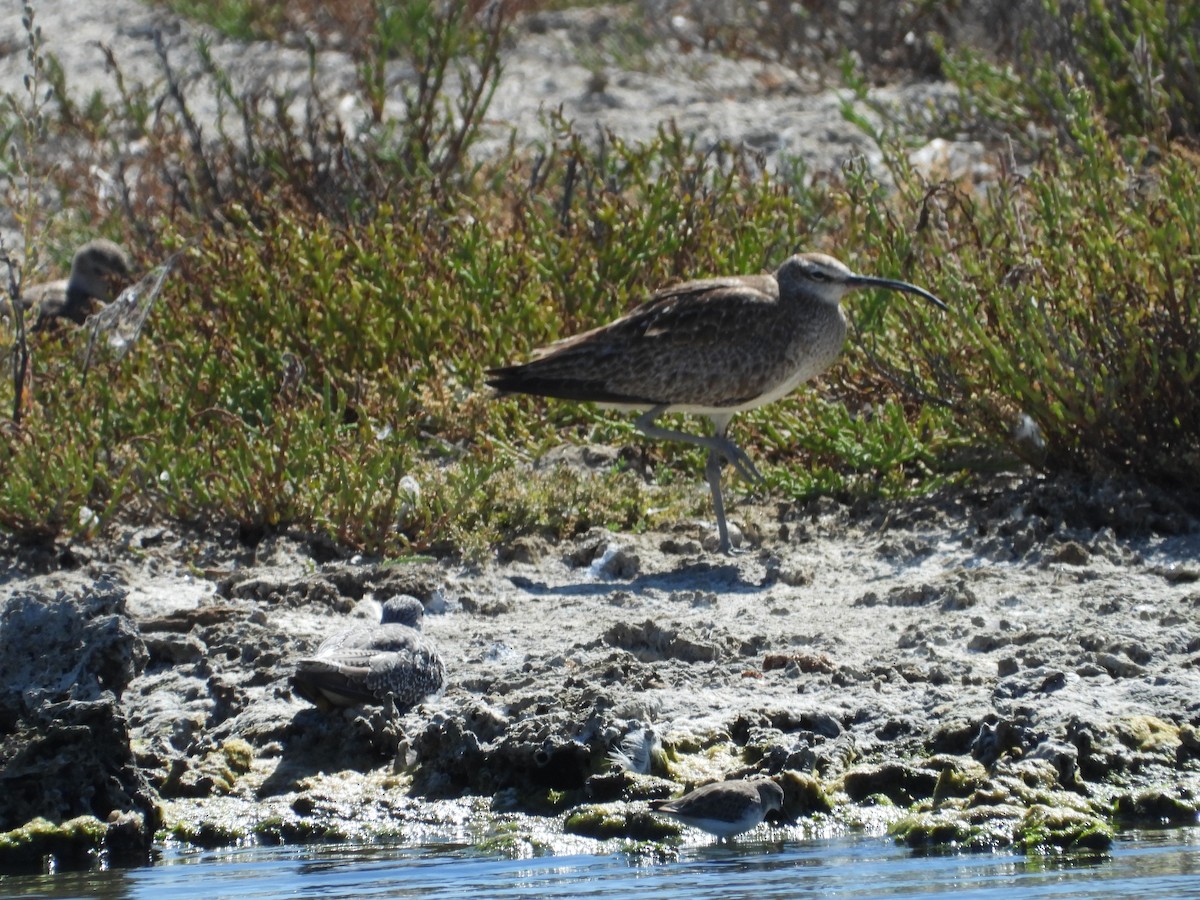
0;828;1196;900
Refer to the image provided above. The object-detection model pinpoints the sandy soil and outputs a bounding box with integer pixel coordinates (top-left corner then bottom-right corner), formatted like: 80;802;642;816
0;1;961;253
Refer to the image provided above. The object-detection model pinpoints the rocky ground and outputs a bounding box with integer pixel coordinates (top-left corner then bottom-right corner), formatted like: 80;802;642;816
0;0;1198;874
3;468;1199;870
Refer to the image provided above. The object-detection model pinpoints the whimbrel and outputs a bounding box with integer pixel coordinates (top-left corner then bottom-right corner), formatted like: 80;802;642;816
650;778;785;839
291;596;445;712
487;253;946;552
3;239;132;329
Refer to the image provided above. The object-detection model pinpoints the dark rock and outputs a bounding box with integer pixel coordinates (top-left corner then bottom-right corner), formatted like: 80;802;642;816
602;619;730;663
1047;540;1090;565
0;582;158;856
0;694;159;857
840;761;939;805
1115;788;1200;825
218;570;347;610
0;583;147;709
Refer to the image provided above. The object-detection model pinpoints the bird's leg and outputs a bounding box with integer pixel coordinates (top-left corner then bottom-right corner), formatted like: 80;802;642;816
635;408;760;554
633;408;763;484
704;447;731;554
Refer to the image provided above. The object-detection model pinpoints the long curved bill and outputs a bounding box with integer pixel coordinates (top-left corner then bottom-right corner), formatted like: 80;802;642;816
848;273;948;311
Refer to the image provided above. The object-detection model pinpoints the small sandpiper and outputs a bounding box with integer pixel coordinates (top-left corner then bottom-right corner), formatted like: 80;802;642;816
488;253;945;553
6;239;132;328
292;595;445;712
650;777;785;839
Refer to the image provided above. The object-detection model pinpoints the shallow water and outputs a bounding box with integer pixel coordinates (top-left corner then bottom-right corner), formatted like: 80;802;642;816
3;828;1198;900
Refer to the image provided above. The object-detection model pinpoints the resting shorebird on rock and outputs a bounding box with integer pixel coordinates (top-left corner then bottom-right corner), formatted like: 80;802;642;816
650;778;785;839
292;596;445;712
487;253;946;553
3;239;132;329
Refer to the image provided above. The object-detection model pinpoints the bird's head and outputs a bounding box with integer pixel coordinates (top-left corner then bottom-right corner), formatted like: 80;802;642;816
757;778;786;812
777;252;946;310
68;239;132;302
381;595;426;628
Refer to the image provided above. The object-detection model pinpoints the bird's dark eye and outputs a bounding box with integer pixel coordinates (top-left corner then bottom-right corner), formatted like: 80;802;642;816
807;268;829;281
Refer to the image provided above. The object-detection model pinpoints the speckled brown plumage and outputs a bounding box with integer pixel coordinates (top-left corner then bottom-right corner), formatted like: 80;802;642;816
3;239;132;328
292;596;445;712
489;253;945;553
650;778;786;839
489;270;847;411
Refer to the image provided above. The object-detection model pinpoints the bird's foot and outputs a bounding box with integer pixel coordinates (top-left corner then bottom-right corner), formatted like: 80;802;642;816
703;520;745;555
713;438;763;485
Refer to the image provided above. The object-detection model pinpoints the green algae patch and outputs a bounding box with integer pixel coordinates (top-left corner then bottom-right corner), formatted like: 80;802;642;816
1115;716;1182;755
0;816;108;874
929;757;989;804
891;801;1037;852
967;759;1097;813
891;786;1114;855
160;741;257;799
167;819;249;849
660;741;744;786
891;810;995;850
221;738;255;775
891;801;1113;854
564;803;677;841
779;770;835;816
885;751;1118;854
1018;805;1113;854
251;816;354;845
475;820;558;858
997;759;1060;795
